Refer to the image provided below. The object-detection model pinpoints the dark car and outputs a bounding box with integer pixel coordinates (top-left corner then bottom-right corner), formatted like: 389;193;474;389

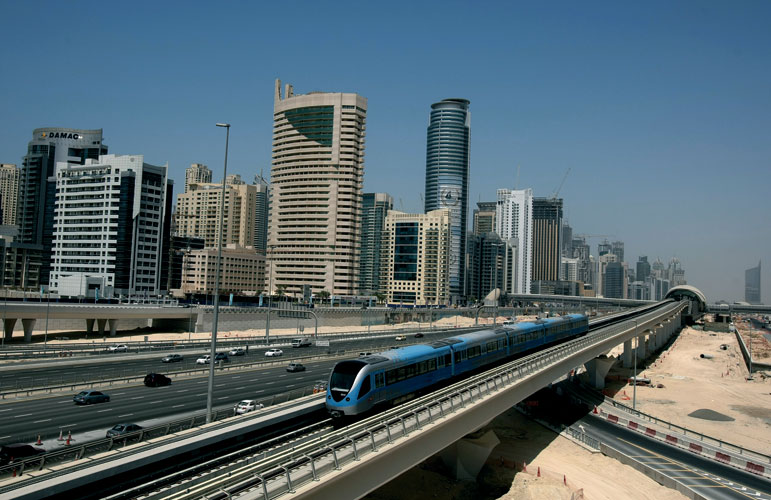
414;333;424;338
73;390;110;405
286;362;306;373
214;352;230;363
106;423;143;438
0;444;45;465
144;373;171;387
161;354;184;363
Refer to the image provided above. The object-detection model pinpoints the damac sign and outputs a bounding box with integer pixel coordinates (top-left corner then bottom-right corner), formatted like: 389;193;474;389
41;132;81;140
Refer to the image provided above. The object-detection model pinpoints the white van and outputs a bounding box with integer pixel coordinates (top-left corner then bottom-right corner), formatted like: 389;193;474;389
292;338;312;348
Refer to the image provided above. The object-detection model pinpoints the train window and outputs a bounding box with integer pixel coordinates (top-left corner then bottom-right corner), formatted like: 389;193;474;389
428;358;436;371
437;356;445;368
358;375;371;399
455;351;465;363
406;364;416;379
398;367;407;381
468;346;481;359
445;354;451;365
386;369;397;385
486;341;496;352
498;339;505;350
375;373;385;389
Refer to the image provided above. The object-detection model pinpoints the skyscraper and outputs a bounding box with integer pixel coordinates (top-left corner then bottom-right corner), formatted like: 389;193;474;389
185;163;212;193
425;98;470;303
19;128;108;285
269;79;366;297
531;197;563;285
359;193;393;296
611;240;625;263
0;164;20;226
472;201;496;235
49;155;173;298
496;188;533;294
745;261;761;304
253;174;269;254
636;256;651;283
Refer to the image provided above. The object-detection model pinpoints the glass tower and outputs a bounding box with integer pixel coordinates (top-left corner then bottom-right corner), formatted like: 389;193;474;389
424;98;470;302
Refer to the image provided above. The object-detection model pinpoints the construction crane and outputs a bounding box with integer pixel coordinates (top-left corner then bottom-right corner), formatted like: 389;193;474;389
574;234;615;240
550;167;571;200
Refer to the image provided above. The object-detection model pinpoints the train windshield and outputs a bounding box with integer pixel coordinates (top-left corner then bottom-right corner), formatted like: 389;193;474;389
330;361;366;402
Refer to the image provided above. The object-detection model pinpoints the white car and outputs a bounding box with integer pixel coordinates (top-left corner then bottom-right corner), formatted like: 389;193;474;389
234;400;264;415
394;335;406;341
196;355;211;365
108;344;128;352
264;348;283;357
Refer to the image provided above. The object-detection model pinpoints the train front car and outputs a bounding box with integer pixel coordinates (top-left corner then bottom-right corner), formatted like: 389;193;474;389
326;356;384;418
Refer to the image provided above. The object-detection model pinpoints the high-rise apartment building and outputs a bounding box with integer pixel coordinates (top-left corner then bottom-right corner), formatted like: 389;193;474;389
531;197;563;286
185;163;212;193
380;209;450;306
253;174;269;254
611;240;625;263
636;256;651;283
19;128;108;285
745;261;761;304
180;244;265;295
561;221;573;257
359;193;393;296
425;98;470;302
175;179;257;248
268;79;367;297
49;155;173;298
467;232;516;301
0;164;20;226
603;261;625;299
496;188;533;294
472;201;496;235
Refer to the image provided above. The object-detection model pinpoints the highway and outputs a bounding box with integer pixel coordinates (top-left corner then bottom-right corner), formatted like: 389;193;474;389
580;415;771;499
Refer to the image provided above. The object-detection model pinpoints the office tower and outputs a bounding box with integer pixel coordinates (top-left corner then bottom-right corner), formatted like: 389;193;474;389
561;221;573;258
359;193;393;296
185;163;212;193
652;257;665;278
531;197;563;285
19;128;108;286
175;178;257;248
0;164;20;226
593;252;618;297
473;201;496;235
745;261;761;304
226;174;245;185
467;232;516;301
636;256;651;283
598;240;611;257
168;235;205;292
269;79;366;297
603;261;625;298
49;155;173;298
253;174;269;254
496;188;533;294
611;241;625;263
380;209;450;306
425;98;470;302
561;257;579;282
667;257;686;286
571;236;592;285
180;245;265;295
629;281;650;300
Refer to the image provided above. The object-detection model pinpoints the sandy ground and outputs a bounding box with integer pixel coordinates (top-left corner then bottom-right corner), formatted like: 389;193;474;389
604;321;771;454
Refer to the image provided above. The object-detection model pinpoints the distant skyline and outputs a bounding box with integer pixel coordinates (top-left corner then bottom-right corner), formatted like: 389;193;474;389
1;1;769;303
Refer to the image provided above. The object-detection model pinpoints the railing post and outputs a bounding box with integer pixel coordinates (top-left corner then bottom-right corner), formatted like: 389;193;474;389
282;464;294;493
257;474;269;499
350;437;359;461
305;454;318;481
330;446;340;470
385;422;393;444
370;430;377;451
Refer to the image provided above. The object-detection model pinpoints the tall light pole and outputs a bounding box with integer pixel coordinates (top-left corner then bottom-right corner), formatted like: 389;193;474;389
632;319;638;411
206;122;230;424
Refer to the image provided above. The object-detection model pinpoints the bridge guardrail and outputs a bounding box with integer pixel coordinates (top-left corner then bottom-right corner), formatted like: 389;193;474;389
163;302;685;499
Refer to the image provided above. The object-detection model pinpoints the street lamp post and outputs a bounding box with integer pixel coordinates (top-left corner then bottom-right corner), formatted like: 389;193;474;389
633;319;638;411
206;122;230;424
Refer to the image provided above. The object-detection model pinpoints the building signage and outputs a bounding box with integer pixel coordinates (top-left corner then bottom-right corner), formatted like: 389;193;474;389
41;132;81;140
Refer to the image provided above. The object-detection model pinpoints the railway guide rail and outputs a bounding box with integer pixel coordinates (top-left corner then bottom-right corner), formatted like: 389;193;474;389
119;302;687;500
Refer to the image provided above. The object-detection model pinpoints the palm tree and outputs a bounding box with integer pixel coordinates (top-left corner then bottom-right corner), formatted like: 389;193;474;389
317;290;330;305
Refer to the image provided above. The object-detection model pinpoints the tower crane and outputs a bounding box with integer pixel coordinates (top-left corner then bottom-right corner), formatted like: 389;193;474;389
550;167;571;200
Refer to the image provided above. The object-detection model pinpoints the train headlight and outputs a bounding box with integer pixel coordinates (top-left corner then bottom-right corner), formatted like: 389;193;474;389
345;397;350;402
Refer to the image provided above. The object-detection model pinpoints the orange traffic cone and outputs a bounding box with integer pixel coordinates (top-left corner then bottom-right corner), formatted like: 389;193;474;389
12;468;16;477
537;466;541;477
57;429;63;441
36;435;42;445
593;406;598;414
65;431;71;445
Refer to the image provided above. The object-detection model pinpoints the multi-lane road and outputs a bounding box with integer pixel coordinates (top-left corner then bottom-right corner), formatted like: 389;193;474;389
0;330;452;446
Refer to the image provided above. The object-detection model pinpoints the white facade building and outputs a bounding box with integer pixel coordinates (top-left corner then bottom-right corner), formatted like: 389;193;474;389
495;188;533;294
49;155;172;298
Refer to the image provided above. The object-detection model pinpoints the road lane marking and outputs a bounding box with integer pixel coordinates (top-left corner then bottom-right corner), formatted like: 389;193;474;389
14;413;33;418
172;404;185;408
117;414;134;418
33;419;52;423
59;424;77;428
96;409;113;413
235;387;245;390
232;376;241;379
217;397;228;400
0;409;13;412
0;436;10;439
215;384;226;387
264;382;275;385
176;390;188;393
130;396;145;400
112;392;125;395
149;401;163;404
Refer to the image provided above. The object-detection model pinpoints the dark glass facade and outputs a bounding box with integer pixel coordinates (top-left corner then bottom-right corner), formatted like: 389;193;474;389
393;222;418;281
425;98;470;302
359;193;392;295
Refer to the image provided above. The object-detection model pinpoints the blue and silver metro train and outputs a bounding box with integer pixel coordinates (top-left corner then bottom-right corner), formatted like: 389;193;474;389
326;313;589;418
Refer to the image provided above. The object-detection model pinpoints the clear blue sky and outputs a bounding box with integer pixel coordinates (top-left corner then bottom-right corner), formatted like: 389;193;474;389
1;1;769;303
